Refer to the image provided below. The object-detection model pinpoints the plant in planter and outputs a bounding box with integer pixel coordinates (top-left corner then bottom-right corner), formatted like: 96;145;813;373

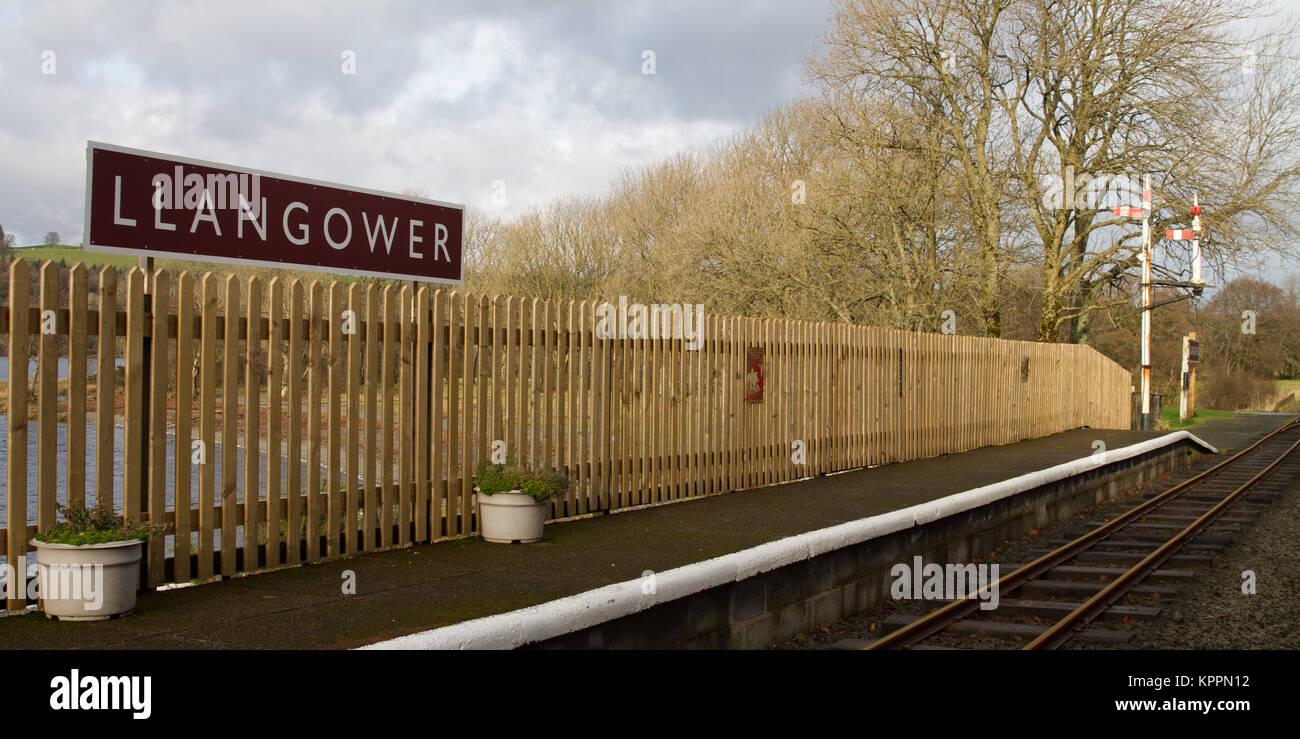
473;460;569;543
30;500;168;621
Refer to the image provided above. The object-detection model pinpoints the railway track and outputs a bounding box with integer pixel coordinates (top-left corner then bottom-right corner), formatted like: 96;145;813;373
863;418;1300;650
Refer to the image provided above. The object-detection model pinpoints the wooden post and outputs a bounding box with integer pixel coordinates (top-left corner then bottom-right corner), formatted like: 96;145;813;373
6;260;30;611
137;256;154;525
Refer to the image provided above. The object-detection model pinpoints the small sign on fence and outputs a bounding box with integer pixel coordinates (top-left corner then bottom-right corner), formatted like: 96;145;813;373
745;346;764;403
1020;357;1030;383
84;141;465;283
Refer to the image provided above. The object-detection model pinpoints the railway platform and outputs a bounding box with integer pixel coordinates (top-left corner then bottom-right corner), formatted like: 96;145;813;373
0;413;1289;650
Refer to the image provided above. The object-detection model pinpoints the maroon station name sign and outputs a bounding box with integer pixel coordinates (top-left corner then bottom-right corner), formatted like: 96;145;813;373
84;141;464;284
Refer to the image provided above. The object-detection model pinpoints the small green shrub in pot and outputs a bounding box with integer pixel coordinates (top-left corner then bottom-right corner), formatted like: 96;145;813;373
30;500;169;621
35;500;158;546
472;459;569;542
473;460;569;501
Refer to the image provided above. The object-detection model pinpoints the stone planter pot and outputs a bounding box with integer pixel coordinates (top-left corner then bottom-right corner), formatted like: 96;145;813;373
29;538;143;621
475;490;546;543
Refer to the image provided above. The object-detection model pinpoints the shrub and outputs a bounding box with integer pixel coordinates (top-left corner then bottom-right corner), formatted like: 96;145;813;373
1200;365;1276;411
473;459;569;502
34;500;168;546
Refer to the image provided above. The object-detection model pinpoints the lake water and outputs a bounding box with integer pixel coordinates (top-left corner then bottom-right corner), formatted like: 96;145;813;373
0;356;126;382
0;415;333;589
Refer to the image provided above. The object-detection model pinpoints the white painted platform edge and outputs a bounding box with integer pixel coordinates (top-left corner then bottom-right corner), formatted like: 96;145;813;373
357;431;1215;650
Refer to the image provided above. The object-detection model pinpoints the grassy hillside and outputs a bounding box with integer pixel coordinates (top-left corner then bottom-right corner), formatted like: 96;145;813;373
12;244;139;269
6;244;378;287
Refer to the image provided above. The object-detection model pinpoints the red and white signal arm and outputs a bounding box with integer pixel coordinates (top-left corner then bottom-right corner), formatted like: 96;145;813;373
1166;229;1198;240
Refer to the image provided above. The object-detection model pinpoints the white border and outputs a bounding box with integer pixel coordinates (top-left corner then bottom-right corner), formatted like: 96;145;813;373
82;140;465;284
357;431;1216;650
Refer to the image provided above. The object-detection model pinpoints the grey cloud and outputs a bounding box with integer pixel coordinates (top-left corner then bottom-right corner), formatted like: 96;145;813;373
0;0;830;245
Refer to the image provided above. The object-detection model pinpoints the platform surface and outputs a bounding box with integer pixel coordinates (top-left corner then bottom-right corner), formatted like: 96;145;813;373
0;414;1287;649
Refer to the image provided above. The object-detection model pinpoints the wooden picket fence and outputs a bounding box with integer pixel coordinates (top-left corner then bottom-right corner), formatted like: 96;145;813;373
0;259;1131;605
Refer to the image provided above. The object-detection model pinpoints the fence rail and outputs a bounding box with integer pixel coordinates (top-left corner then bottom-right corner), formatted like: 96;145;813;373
1;259;1132;604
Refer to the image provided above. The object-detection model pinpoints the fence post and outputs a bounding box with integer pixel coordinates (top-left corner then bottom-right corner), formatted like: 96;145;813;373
137;257;153;524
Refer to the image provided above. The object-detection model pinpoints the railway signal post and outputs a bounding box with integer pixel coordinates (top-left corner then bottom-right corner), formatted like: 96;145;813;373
1181;334;1200;421
1127;185;1208;430
1137;176;1154;430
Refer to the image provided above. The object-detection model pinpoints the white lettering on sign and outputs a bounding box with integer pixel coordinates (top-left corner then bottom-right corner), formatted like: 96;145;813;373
88;142;464;283
435;223;450;261
284;201;309;245
409;219;424;259
190;191;221;236
113;176;136;227
364;212;398;254
324;207;352;250
238;197;267;240
117;194;450;260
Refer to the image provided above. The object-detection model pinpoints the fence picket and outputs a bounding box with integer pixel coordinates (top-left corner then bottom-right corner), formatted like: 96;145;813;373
220;275;239;576
147;270;170;584
38;262;59;532
346;284;362;554
267;278;284;567
174;272;194;580
416;287;431;544
363;283;379;550
287;280;305;564
327;282;343;557
399;286;414;546
243;277;262;571
64;263;88;504
96;267;117;511
198;274;218;579
306;282;325;561
381;285;398;545
431;290;446;538
5;260;30;611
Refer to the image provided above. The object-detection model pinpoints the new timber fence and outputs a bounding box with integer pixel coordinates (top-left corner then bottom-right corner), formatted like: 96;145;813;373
0;259;1132;605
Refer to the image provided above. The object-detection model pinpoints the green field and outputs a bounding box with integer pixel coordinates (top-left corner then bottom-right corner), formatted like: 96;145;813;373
7;245;368;285
10;244;140;269
1159;406;1239;430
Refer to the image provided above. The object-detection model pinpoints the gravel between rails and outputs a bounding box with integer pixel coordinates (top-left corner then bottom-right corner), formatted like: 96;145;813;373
775;451;1300;650
1098;472;1300;650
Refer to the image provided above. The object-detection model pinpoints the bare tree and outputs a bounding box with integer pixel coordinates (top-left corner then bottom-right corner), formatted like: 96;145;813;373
1002;0;1300;342
805;0;1300;343
43;231;60;246
807;0;1020;336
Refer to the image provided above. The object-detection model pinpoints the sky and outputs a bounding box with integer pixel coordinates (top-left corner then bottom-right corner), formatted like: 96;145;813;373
0;0;835;246
0;0;1294;292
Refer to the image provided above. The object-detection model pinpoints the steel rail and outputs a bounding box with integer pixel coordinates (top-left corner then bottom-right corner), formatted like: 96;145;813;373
1025;428;1300;649
866;419;1299;650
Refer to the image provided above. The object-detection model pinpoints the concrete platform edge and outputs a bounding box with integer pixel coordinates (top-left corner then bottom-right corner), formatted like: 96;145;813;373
355;430;1216;650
